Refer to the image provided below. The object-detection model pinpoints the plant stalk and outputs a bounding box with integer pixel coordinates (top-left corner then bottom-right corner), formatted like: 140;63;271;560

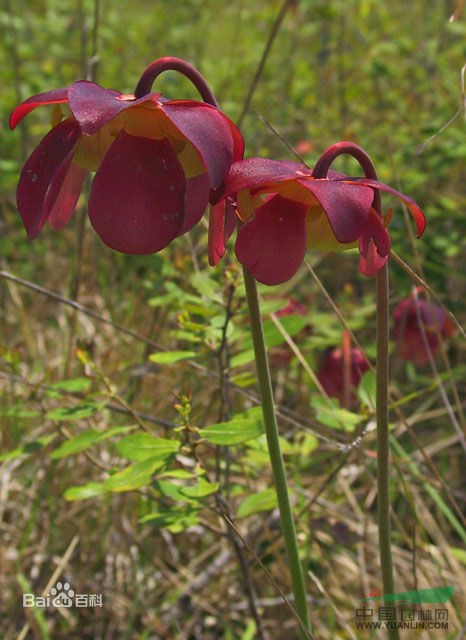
315;141;399;640
242;266;311;640
376;262;399;640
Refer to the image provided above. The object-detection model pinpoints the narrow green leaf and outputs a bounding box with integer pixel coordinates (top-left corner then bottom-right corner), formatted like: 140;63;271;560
0;435;55;462
190;272;223;302
139;508;200;532
149;350;197;364
179;477;219;498
159;469;197;479
64;482;106;501
450;547;466;565
230;372;257;387
311;397;364;431
46;401;105;422
358;370;376;409
230;349;255;368
239;314;307;352
103;457;167;492
47;377;92;394
115;434;179;462
51;426;134;459
155;479;199;503
237;488;277;518
199;417;264;445
241;620;258;640
0;406;41;419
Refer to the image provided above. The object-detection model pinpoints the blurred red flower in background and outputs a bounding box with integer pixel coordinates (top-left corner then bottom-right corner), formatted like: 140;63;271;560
10;79;243;254
317;341;369;407
210;158;425;284
393;288;454;365
316;331;369;407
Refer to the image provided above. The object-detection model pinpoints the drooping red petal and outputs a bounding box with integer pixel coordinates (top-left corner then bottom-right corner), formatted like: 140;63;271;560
235;195;308;285
177;172;210;236
16;119;81;238
224;158;309;199
298;178;374;243
67;81;127;134
337;177;426;237
47;163;87;229
358;213;391;276
9;87;70;130
208;201;227;266
359;239;389;276
160;101;244;189
89;131;186;254
208;198;238;266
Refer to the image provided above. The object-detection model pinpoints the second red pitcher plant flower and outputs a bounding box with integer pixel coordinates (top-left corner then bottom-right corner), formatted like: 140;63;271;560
210;155;425;285
9;59;243;254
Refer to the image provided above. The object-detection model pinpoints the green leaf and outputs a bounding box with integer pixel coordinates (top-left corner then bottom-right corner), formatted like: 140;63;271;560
358;370;376;409
299;432;319;456
47;377;92;394
0;435;55;462
64;482;106;501
103;457;167;492
0;406;41;419
46;401;105;422
230;372;257;387
240;621;258;640
230;349;255;368
155;479;199;503
241;314;308;352
139;508;200;532
115;434;179;462
149;350;197;364
158;469;197;479
190;272;223;302
179;477;219;498
237;488;277;518
450;547;466;565
199;415;264;445
311;397;364;432
51;426;134;459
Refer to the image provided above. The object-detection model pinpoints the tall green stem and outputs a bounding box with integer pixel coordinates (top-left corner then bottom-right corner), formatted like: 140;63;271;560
315;142;399;640
242;267;311;640
376;263;399;640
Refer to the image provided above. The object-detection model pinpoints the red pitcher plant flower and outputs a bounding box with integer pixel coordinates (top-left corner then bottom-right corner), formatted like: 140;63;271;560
9;58;243;254
393;287;454;365
210;156;425;285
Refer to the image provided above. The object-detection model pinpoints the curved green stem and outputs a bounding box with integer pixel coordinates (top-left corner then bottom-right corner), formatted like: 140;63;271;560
242;266;312;640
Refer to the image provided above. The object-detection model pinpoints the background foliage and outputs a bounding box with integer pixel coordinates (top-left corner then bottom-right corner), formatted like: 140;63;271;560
0;1;465;638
